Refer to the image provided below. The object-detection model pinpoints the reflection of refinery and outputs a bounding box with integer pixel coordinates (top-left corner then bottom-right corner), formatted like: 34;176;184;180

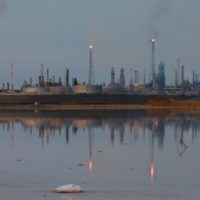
149;162;155;180
0;112;199;174
0;112;199;149
88;128;94;171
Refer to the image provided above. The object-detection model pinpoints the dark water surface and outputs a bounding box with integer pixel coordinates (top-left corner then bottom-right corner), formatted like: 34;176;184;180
0;110;199;200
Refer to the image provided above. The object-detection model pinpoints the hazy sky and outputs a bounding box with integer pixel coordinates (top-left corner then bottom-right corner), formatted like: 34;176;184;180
0;0;200;88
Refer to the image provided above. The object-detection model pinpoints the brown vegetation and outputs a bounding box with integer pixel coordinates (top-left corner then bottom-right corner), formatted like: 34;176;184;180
0;99;200;112
145;98;200;107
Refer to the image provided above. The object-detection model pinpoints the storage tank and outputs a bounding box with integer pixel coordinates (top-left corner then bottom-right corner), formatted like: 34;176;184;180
22;86;50;94
72;84;102;94
103;85;127;94
49;86;72;94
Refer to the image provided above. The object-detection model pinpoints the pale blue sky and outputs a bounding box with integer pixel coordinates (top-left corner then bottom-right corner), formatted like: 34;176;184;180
0;0;200;88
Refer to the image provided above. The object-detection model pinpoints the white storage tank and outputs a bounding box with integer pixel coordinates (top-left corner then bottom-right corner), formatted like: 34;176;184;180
22;86;50;94
72;84;102;94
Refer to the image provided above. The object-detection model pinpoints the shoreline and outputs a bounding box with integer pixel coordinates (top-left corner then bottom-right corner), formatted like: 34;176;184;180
0;103;199;111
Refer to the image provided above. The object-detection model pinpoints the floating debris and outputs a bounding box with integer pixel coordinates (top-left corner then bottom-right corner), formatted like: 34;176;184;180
55;184;82;193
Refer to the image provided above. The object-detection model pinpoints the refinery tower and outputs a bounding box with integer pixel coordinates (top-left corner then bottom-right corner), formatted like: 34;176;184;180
150;37;156;89
72;45;102;94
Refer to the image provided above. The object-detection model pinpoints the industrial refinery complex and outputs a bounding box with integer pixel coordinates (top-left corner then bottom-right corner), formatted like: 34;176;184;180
0;38;199;106
6;38;197;95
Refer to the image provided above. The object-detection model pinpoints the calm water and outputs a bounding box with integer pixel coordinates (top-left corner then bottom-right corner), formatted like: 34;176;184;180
0;110;199;200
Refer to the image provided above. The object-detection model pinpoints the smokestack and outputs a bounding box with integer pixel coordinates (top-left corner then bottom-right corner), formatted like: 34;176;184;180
175;69;178;87
46;68;49;82
130;68;133;85
193;70;195;85
41;62;44;85
41;63;44;76
65;68;69;86
111;67;115;86
7;82;10;91
134;70;139;85
177;58;180;85
120;68;125;87
10;62;14;91
59;77;62;86
181;65;184;86
144;67;146;85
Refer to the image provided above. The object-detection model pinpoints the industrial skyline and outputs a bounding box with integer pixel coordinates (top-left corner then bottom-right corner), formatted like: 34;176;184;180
1;42;199;94
0;0;200;88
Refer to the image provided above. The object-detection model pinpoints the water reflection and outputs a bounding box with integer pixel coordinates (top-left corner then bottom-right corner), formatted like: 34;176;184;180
88;128;94;171
0;110;199;179
0;111;199;148
0;110;200;200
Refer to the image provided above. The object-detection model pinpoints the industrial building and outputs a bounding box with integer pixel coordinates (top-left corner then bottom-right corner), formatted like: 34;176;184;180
103;67;128;93
21;66;72;94
157;61;166;90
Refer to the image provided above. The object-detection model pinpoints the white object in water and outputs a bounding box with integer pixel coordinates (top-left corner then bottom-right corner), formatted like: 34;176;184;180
55;184;82;193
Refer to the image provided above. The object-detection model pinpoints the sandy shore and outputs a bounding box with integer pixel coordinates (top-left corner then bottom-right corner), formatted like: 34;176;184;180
0;102;199;110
